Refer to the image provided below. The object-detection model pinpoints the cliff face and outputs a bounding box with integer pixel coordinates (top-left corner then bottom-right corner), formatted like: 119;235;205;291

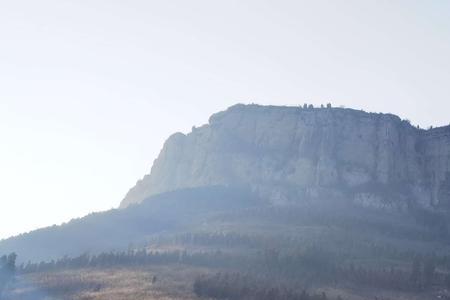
120;104;450;210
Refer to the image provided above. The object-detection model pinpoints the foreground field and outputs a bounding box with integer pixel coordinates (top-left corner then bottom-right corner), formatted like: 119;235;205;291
3;264;449;300
4;266;206;300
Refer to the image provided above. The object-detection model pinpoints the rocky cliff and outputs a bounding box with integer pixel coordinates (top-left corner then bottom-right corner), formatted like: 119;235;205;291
120;104;450;210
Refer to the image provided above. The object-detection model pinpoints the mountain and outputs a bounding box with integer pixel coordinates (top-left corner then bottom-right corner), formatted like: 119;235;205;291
2;103;450;264
3;103;450;300
121;104;450;210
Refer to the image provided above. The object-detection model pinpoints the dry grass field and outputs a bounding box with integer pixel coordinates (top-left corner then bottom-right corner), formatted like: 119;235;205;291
5;265;210;300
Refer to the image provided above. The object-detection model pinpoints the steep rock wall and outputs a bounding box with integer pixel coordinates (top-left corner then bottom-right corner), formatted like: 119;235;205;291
120;104;450;210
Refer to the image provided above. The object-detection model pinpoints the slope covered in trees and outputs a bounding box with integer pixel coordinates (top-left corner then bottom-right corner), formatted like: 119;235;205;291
0;186;259;262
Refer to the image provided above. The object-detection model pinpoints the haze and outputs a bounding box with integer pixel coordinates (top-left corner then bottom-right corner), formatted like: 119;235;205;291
1;0;450;239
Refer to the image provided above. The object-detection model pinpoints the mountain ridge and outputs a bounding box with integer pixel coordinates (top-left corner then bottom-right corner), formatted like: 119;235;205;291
121;103;450;210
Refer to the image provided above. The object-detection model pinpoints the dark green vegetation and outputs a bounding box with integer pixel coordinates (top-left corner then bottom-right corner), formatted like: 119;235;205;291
0;253;16;297
193;272;335;300
2;186;450;299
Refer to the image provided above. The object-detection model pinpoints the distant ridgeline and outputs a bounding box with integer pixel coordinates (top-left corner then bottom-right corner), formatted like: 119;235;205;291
121;104;450;211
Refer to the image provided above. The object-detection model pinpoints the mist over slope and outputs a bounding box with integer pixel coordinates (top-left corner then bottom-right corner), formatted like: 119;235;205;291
122;104;450;210
0;186;258;262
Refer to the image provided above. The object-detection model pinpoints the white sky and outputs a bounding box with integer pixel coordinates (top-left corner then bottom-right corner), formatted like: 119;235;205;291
1;0;450;239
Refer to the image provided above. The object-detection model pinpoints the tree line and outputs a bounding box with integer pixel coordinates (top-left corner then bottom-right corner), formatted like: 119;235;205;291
0;253;17;296
194;272;341;300
19;249;249;274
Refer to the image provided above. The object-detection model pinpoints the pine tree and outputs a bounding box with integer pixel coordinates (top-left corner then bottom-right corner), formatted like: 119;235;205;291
410;257;422;288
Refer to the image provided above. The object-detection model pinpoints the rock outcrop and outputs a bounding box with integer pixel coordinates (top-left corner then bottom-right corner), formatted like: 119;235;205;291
120;104;450;210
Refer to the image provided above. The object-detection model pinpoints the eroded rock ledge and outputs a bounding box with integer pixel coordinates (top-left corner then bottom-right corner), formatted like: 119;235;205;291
120;104;450;210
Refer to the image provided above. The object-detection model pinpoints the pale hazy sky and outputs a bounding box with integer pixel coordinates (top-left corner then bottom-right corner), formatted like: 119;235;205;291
1;0;450;239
